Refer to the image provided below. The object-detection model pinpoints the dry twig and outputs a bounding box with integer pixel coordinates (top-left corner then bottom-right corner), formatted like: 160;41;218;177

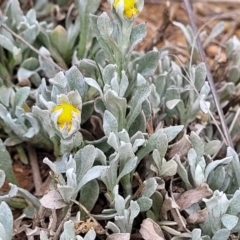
183;0;233;148
27;143;43;196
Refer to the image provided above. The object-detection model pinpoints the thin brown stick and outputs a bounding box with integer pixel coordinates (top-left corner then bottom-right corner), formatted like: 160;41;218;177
1;24;64;72
183;0;233;148
27;143;43;196
71;200;97;224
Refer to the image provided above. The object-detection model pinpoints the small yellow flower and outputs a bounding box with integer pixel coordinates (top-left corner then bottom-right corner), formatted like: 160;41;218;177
114;0;139;18
53;102;80;132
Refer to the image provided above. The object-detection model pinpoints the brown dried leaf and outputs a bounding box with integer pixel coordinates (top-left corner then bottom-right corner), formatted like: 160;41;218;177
106;233;130;240
176;183;213;211
146;117;154;135
187;208;208;224
75;219;99;235
52;5;66;22
26;226;41;237
160;193;179;217
168;135;191;159
40;189;67;209
140;218;164;240
170;208;187;232
13;224;31;236
48;209;58;232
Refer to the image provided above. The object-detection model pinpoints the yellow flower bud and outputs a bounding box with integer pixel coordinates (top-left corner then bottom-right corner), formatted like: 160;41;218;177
53;102;81;132
114;0;139;18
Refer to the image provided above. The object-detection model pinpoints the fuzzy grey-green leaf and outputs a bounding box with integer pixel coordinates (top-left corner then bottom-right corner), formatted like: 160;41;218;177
221;214;238;230
142;178;158;198
194;62;206;91
0;201;13;240
103;110;118;137
212;229;230;240
80;179;99;212
0;139;17;184
137;197;152;212
137;51;159;77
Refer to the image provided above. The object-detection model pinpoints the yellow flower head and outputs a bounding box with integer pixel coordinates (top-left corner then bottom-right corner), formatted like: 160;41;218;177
114;0;139;18
53;102;81;132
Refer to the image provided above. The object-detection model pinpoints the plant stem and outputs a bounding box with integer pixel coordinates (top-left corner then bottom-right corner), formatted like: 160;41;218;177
122;174;133;197
78;14;88;58
52;205;72;240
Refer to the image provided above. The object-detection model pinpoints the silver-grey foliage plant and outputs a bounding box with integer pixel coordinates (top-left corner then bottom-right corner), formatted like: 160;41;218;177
0;0;239;239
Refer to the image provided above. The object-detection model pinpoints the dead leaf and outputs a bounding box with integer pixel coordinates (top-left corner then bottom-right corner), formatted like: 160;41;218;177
40;189;67;209
106;233;130;240
146;116;154;135
187;208;208;224
26;226;41;237
176;183;213;211
48;209;58;232
140;218;164;240
160;193;179;218
168;135;191;159
52;5;66;21
206;45;226;62
170;208;187;232
75;218;99;235
13;224;31;236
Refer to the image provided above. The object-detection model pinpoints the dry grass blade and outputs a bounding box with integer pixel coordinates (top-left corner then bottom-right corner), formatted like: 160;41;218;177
183;0;233;148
